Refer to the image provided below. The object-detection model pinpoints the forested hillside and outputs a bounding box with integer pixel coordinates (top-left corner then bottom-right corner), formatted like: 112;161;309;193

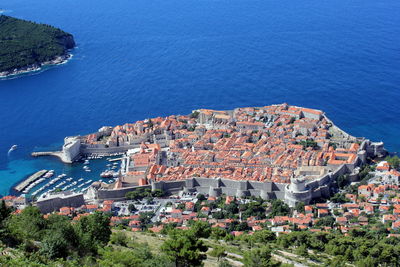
1;200;400;266
0;15;75;73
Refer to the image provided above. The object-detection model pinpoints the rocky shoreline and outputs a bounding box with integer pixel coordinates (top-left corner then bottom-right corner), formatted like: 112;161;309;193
0;53;73;79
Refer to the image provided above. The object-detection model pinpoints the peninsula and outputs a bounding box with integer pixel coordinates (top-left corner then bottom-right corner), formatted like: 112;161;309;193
33;104;387;207
0;15;75;78
10;104;400;267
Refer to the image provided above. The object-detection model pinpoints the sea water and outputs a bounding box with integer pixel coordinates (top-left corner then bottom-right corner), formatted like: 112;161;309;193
0;0;399;195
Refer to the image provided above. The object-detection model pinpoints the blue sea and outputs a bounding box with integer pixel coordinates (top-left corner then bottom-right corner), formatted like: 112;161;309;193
0;0;399;196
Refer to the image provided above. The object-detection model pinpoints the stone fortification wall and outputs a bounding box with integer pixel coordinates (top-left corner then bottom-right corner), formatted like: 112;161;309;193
61;137;81;163
36;193;84;214
365;140;387;158
97;185;151;201
284;140;385;207
179;178;287;200
94;141;383;205
94;178;286;202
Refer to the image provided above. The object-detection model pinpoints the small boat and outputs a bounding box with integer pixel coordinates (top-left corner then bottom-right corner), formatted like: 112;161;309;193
100;170;113;178
8;145;17;153
44;171;54;178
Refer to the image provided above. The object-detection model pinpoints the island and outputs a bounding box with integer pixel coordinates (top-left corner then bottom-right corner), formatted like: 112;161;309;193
0;15;75;78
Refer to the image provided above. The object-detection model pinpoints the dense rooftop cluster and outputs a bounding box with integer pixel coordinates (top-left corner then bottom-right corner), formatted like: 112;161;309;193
84;104;360;185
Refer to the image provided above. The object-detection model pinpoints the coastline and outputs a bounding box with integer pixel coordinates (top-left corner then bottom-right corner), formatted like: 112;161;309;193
0;52;73;80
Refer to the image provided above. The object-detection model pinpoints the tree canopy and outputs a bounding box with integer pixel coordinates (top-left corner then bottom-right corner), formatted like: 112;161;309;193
0;15;75;73
161;229;208;267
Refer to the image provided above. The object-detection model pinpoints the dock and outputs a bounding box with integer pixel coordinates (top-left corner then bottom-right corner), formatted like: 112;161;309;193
31;151;72;163
108;157;123;162
15;170;47;192
31;151;63;158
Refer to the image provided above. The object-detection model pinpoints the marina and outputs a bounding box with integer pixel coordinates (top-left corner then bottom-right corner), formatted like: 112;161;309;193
15;170;47;192
9;154;123;198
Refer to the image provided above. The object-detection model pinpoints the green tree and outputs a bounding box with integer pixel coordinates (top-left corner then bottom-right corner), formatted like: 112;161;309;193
161;230;207;267
197;194;206;201
128;203;137;214
218;261;233;267
139;212;155;229
240;200;266;220
385;156;400;169
152;189;165;197
296;244;308;257
40;214;77;259
74;212;111;255
209;246;226;261
299;139;319;150
40;230;69;259
355;256;376;267
336;175;348;189
0;200;12;223
110;231;128;246
295;202;305;213
7;206;46;242
269;199;290;217
98;243;172;267
252;230;276;243
0;200;13;244
0;15;75;73
328;256;347;267
211;227;227;240
243;246;278;267
225;201;239;216
330;193;349;203
315;216;335;227
190;111;200;119
189;220;211;238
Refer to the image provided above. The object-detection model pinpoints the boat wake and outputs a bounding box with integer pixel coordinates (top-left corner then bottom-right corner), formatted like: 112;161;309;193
8;145;17;155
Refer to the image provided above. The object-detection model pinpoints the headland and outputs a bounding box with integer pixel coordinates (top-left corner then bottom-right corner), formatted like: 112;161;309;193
32;104;387;207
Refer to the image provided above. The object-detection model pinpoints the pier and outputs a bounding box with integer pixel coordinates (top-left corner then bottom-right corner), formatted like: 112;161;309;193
31;151;67;162
15;170;47;192
31;151;63;158
108;157;123;162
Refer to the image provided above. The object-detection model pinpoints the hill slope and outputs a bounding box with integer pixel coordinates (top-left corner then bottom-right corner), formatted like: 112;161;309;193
0;15;75;76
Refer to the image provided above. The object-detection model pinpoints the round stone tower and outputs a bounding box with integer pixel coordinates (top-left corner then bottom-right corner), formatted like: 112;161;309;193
284;177;312;207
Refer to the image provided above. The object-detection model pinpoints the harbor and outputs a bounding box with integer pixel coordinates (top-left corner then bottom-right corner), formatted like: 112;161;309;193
14;169;47;192
9;155;122;198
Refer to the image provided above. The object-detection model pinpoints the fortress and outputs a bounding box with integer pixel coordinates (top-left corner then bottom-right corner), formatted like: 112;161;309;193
35;104;387;207
85;139;384;207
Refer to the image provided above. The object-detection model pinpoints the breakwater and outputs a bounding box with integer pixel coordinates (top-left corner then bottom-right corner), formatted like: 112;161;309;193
31;151;63;160
15;170;47;192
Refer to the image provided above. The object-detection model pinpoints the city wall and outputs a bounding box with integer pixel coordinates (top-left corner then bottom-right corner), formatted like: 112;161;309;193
36;193;85;214
95;178;287;202
91;139;384;206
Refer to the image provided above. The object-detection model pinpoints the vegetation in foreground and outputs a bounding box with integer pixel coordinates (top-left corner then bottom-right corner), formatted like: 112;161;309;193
1;201;400;267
